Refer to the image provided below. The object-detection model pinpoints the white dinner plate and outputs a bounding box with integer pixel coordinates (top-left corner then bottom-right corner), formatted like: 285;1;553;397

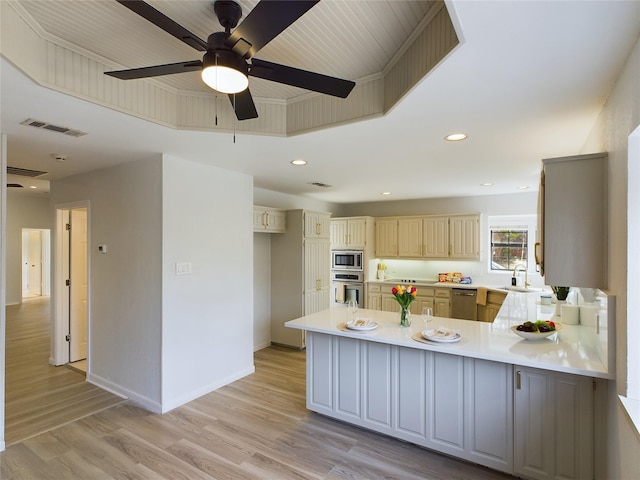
346;319;378;331
422;328;461;343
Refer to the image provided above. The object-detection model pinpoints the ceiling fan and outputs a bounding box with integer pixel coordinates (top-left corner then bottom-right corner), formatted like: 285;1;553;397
105;0;356;121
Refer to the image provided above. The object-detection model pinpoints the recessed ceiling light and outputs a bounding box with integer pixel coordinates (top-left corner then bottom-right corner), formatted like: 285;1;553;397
517;185;530;190
381;192;392;196
445;133;467;141
481;182;494;187
29;186;37;189
291;159;307;166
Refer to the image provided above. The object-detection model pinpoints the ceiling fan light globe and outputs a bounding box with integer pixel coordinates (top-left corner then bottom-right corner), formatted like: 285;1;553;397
202;65;248;94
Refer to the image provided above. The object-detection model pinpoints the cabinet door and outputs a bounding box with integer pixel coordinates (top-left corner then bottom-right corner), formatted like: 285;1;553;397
514;367;594;480
465;359;513;472
367;293;382;310
449;215;479;259
542;153;607;288
305;212;331;238
306;332;334;413
423;216;449;258
375;218;398;257
347;218;367;249
381;293;399;312
411;296;434;316
398;217;423;257
362;342;393;433
434;298;450;318
330;219;348;248
426;352;465;454
253;208;267;231
264;209;286;233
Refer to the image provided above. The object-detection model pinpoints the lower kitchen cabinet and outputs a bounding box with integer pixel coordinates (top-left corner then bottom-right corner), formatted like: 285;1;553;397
514;366;594;480
366;283;382;310
306;333;599;479
306;333;513;474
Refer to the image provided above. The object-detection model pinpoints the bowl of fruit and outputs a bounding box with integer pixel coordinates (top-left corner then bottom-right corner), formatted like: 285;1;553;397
511;320;561;340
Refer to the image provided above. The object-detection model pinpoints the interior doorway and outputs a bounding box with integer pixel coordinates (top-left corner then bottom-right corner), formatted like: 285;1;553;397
53;205;89;368
21;228;51;299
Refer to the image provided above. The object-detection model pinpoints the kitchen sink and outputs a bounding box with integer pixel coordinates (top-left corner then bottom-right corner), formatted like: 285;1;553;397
502;286;542;292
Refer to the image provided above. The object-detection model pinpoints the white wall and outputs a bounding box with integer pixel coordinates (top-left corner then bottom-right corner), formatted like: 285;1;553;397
253;233;271;350
581;34;640;480
50;158;163;411
5;191;50;305
161;155;254;411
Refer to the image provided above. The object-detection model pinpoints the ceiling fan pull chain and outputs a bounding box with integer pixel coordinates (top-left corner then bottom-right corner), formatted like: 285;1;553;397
215;95;218;126
233;93;236;144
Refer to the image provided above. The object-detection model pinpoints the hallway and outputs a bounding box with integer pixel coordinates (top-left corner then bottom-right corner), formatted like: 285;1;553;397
4;297;126;445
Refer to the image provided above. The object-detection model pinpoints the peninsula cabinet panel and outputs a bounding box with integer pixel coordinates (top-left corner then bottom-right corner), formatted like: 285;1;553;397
426;352;465;454
306;333;334;413
362;342;393;433
395;347;427;441
335;337;361;419
465;359;514;472
514;366;594;480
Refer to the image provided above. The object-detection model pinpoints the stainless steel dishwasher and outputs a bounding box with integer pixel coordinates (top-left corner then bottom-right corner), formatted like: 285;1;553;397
451;288;478;320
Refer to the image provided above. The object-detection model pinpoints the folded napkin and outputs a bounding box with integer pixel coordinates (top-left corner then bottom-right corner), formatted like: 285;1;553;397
350;318;374;328
428;326;458;339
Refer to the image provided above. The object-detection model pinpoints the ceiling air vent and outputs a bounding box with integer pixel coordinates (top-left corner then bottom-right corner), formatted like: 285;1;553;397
308;181;332;188
7;166;48;177
7;183;24;188
20;118;87;137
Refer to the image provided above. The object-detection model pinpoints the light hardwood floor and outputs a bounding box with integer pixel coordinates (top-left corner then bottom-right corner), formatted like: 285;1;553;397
1;316;516;479
4;297;126;446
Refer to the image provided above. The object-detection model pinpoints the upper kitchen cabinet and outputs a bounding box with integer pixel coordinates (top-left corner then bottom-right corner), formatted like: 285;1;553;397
375;214;479;260
331;217;374;250
449;214;480;260
305;211;331;239
375;218;399;257
253;206;286;233
537;153;607;289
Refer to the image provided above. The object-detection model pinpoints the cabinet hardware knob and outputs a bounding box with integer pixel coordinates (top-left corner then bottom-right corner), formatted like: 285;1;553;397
516;370;522;390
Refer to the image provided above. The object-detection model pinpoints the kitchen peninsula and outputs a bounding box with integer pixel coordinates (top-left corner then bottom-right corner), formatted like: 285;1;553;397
286;291;613;480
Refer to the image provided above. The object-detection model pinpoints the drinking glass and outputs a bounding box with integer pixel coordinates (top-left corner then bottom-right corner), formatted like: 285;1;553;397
347;300;358;322
421;307;433;328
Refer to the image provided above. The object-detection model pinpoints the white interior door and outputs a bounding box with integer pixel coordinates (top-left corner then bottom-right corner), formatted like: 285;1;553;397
27;230;42;297
69;208;88;362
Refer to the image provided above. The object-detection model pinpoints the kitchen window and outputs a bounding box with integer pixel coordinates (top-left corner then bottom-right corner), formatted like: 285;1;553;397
488;215;537;272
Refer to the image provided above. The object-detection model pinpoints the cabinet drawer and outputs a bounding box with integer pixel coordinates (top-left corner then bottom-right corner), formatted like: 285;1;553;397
435;289;451;298
368;284;381;293
416;287;435;297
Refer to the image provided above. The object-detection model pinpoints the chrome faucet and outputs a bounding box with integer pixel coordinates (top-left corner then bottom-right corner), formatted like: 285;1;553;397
512;264;530;288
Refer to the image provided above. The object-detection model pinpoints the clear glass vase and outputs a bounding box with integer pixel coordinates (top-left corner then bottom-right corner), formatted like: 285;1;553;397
399;306;411;327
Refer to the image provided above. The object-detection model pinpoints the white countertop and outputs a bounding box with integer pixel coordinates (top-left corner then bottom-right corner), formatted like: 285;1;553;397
286;292;613;379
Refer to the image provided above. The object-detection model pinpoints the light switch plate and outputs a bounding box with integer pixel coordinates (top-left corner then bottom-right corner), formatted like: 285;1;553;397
176;262;192;275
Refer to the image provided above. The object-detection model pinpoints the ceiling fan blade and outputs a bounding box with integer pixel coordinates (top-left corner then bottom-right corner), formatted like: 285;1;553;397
249;59;355;98
229;89;258;120
116;0;208;51
105;61;203;80
226;0;319;58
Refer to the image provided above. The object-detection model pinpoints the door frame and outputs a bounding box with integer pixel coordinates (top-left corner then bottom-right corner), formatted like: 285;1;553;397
52;201;90;367
22;228;51;298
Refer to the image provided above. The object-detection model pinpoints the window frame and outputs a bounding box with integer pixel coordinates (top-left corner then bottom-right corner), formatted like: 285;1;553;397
487;215;538;274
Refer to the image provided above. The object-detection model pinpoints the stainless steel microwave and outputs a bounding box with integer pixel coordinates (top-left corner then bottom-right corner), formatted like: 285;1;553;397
331;250;363;271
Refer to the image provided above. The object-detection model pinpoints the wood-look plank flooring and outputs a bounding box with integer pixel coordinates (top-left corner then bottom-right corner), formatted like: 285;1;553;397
1;327;516;479
4;297;127;446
